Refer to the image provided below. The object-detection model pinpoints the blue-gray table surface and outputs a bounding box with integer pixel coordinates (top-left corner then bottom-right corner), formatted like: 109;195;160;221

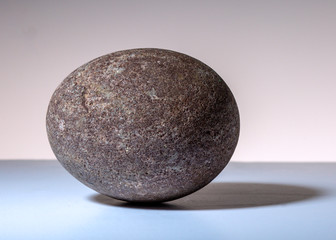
1;161;335;240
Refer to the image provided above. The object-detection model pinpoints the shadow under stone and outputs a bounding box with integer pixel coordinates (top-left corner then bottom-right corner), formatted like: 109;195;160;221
88;182;324;210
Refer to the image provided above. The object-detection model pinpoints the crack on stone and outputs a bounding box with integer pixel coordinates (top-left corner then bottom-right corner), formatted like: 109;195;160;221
81;86;89;112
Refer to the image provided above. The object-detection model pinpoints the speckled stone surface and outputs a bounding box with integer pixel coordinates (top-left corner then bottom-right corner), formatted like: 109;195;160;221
46;48;239;202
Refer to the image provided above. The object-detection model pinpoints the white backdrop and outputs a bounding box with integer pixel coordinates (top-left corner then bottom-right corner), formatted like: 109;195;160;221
1;0;335;161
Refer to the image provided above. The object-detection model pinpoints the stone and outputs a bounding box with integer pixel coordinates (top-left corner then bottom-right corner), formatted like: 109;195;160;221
46;48;240;202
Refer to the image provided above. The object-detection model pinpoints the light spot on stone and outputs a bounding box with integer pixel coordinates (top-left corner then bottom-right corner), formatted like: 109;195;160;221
146;88;159;100
113;67;125;74
106;65;125;76
58;120;65;131
141;62;148;70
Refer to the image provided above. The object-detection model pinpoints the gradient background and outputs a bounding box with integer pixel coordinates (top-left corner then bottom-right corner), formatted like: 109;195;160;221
0;0;335;161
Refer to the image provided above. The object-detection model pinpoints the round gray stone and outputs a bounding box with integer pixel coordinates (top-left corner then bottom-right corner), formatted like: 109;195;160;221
46;48;239;202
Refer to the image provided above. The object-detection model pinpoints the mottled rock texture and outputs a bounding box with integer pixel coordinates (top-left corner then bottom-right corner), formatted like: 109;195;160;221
46;48;239;202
